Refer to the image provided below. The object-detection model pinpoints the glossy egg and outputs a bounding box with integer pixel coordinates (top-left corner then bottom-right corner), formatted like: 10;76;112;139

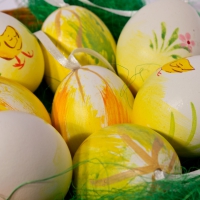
116;0;200;95
0;76;51;124
132;55;200;157
73;124;181;199
51;65;134;156
41;5;116;92
0;111;72;200
0;12;44;92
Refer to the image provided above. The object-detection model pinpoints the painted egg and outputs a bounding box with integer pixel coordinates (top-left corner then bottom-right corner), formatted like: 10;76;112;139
41;5;116;93
0;76;51;124
116;0;200;95
132;55;200;157
0;111;72;200
0;12;44;92
73;124;181;199
51;65;134;156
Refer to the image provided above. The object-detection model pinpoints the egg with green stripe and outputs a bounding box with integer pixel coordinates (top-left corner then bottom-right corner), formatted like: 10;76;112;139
41;5;116;93
131;55;200;157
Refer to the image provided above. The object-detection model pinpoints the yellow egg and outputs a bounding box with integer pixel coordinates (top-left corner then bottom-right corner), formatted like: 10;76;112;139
0;111;72;200
51;65;134;156
0;76;51;124
131;55;200;157
0;12;45;92
116;0;200;95
73;124;181;199
41;6;116;92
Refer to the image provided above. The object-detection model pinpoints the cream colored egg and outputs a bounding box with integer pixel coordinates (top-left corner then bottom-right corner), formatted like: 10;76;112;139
0;111;72;200
116;0;200;95
41;6;116;92
73;124;181;199
0;76;51;124
0;12;44;92
132;55;200;157
51;65;134;156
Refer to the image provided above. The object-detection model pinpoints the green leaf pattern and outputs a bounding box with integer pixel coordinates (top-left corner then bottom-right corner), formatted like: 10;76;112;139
150;22;191;59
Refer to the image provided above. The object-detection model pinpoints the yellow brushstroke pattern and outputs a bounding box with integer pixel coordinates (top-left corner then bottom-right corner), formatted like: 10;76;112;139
73;124;181;199
52;67;134;156
131;75;192;154
0;76;51;123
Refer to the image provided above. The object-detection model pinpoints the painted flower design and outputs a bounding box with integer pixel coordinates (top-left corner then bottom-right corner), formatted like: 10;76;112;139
179;33;195;52
149;22;193;59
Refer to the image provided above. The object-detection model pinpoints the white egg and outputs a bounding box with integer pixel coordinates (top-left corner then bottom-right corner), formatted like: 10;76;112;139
0;111;72;200
132;55;200;157
117;0;200;95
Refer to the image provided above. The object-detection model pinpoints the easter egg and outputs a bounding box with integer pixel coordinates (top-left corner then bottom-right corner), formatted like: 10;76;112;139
73;124;181;199
132;55;200;157
116;0;200;95
51;65;134;156
0;12;44;92
41;5;116;92
0;76;51;124
0;111;72;200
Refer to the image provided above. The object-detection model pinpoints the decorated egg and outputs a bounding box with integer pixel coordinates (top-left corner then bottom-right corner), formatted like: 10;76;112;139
132;55;200;157
41;5;116;92
116;0;200;95
0;12;44;92
0;76;51;123
51;65;134;156
0;111;72;200
73;124;181;199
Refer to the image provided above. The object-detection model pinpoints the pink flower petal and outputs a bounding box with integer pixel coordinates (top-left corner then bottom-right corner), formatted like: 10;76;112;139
180;43;186;47
191;41;195;46
179;34;186;42
185;33;191;40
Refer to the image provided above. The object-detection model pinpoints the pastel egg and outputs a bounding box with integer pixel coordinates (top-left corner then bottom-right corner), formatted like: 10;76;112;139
0;76;51;124
0;12;45;92
41;5;116;92
73;124;181;199
0;111;72;200
116;0;200;95
51;65;134;156
132;55;200;157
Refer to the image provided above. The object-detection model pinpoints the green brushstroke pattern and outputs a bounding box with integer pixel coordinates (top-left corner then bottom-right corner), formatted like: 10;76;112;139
160;22;166;51
150;22;190;58
186;102;197;145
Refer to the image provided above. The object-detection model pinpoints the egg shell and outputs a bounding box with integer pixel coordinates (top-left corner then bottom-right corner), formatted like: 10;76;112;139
73;123;181;199
41;5;116;93
51;65;134;156
116;0;200;95
0;12;45;92
0;76;51;124
132;55;200;157
0;111;72;200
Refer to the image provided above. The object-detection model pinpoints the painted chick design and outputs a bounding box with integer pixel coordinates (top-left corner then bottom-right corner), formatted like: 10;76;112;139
0;26;33;69
157;58;195;76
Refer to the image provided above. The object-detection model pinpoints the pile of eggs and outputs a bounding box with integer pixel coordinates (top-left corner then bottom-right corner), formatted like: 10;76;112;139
1;0;200;199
